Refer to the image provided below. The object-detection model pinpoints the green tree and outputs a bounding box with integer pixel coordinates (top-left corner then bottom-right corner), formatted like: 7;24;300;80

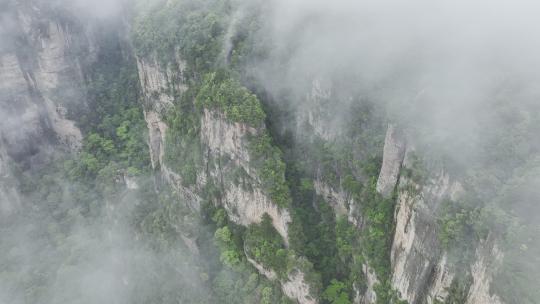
322;279;351;304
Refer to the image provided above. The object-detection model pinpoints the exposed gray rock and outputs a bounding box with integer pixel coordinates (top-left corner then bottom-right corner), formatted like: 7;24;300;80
0;6;90;167
376;124;406;197
313;177;365;229
144;110;168;170
465;237;504;304
296;77;344;141
200;109;291;242
282;271;318;304
245;248;278;281
313;178;349;217
136;54;303;299
389;146;504;304
136;53;187;112
390;162;459;304
356;264;379;304
200;109;255;172
223;183;291;243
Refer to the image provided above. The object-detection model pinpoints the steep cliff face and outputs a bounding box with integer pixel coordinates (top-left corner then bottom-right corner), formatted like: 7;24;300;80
137;54;204;211
390;153;461;304
296;78;337;141
355;264;379;304
136;52;319;303
282;271;317;304
307;117;506;304
0;3;90;169
136;55;186;111
201;109;291;241
138;56;292;239
0;3;95;219
376;124;406;198
380;128;505;304
465;237;504;304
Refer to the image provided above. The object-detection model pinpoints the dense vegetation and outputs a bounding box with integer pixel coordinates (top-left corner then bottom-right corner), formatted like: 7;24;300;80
196;71;266;126
258;87;409;303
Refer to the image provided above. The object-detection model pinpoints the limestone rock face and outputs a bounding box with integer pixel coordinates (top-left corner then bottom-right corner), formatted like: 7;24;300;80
299;78;336;141
282;271;317;304
389;147;507;304
136;51;313;300
136;54;187;112
376;124;406;197
390;167;460;304
465;238;504;304
0;4;91;168
134;30;509;304
368;125;505;304
136;45;294;234
246;254;278;281
0;2;94;218
144;110;168;171
355;264;379;304
313;179;350;217
201;109;291;240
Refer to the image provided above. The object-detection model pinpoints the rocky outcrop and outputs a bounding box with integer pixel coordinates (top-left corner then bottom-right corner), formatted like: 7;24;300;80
313;177;366;229
246;253;278;281
200;109;254;167
245;248;317;304
376;124;406;197
389;144;504;304
282;271;317;304
246;256;318;304
144;110;168;170
223;183;291;242
138;53;204;211
313;179;349;217
0;5;90;168
465;238;504;304
390;169;459;304
296;77;345;141
141;96;293;240
250;259;317;304
357;264;379;304
134;49;308;299
136;54;187;111
201;109;292;240
369;124;457;304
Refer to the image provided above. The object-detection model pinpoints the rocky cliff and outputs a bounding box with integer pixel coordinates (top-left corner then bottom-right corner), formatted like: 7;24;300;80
0;2;91;169
379;127;504;304
300;76;506;304
136;51;316;303
389;149;461;304
0;2;93;220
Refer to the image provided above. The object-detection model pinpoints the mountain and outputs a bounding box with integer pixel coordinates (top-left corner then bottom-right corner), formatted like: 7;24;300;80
1;0;538;303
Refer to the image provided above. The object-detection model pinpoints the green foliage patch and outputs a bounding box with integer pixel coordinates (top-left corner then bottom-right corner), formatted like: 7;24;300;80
196;71;266;126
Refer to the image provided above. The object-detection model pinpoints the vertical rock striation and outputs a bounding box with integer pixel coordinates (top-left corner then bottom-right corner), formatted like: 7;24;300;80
376;124;406;198
0;3;90;169
135;51;319;303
